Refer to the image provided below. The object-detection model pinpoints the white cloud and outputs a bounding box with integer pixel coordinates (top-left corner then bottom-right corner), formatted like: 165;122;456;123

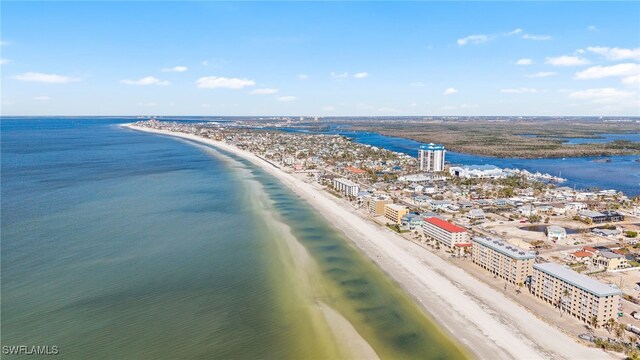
522;34;551;41
353;72;368;79
587;25;598;32
12;72;80;84
568;88;636;103
508;28;523;36
622;75;640;85
443;87;458;95
526;71;557;78
33;96;50;101
322;106;336;111
196;76;255;89
277;96;296;102
161;66;188;72
585;46;640;61
574;63;640;80
121;76;169;86
331;71;349;78
545;56;590;66
250;88;279;95
500;88;542;94
201;61;209;66
377;107;396;112
457;34;488;46
409;81;425;87
0;58;9;65
515;58;533;65
297;74;309;80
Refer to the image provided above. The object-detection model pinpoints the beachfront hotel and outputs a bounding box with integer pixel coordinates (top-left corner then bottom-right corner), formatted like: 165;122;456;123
384;203;409;224
332;178;360;197
472;237;536;285
368;195;393;215
418;143;445;172
422;217;469;250
530;263;622;325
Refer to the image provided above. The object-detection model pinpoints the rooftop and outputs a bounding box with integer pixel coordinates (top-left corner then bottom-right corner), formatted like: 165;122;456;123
473;237;536;260
419;143;445;151
424;217;466;233
580;210;605;218
533;262;622;297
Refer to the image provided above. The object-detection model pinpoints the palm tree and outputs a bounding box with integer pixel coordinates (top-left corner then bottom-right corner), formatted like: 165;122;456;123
614;322;625;342
606;318;617;334
561;289;570;316
589;315;599;333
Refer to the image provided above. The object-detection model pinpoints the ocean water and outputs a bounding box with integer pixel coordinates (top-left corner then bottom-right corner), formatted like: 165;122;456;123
277;127;640;196
1;118;466;359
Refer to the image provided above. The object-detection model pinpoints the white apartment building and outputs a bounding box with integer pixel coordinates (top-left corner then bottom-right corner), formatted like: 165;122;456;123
332;178;360;197
422;217;469;249
418;143;445;172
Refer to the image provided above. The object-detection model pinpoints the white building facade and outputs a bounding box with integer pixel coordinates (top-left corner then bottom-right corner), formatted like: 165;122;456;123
418;143;446;172
332;178;360;197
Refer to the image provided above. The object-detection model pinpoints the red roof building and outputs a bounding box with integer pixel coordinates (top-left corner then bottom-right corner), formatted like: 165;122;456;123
345;166;367;175
424;217;466;233
422;217;469;249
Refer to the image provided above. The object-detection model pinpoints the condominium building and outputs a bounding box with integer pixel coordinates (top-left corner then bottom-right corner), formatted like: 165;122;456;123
384;204;409;224
472;237;536;285
422;217;469;250
531;262;622;325
368;196;393;215
332;178;360;197
418;143;445;172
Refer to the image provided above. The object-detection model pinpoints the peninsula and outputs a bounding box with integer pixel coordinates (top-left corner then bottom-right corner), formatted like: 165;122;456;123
126;120;640;359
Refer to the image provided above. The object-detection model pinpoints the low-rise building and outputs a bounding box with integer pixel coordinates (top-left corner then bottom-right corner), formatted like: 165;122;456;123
449;165;506;179
466;209;486;222
595;252;630;271
384;204;409;224
530;263;622;326
546;225;567;241
579;210;625;224
471;237;536;285
332;178;360;197
422;217;468;250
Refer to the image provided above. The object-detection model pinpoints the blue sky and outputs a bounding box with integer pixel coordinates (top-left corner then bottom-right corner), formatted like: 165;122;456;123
2;1;639;116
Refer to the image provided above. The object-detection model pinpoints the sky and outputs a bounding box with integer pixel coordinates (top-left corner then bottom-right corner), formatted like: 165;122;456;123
1;1;639;116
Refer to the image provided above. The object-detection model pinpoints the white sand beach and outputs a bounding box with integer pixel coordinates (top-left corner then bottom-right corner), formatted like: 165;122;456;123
125;124;614;360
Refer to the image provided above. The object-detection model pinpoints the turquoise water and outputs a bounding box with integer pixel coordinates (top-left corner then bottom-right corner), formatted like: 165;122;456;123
1;118;467;359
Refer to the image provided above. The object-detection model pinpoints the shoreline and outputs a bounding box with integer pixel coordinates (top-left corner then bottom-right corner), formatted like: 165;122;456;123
124;124;614;360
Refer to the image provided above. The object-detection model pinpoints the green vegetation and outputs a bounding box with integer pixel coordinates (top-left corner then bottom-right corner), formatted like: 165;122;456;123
625;230;638;238
343;119;640;158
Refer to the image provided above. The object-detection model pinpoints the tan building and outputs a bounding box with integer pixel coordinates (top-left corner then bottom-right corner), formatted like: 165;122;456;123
594;252;630;271
472;237;536;285
531;262;622;326
384;204;409;224
368;196;392;215
422;217;469;250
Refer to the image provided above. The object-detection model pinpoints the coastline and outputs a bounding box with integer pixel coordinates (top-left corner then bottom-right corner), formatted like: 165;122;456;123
123;124;614;360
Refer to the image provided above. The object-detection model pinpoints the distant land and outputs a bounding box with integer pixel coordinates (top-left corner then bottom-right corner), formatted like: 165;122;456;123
287;117;640;159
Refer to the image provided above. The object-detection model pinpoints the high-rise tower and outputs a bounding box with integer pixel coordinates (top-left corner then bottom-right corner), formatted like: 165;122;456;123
418;143;446;172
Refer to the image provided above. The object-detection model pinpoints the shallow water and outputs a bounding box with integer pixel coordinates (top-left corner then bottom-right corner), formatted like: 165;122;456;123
1;118;467;359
